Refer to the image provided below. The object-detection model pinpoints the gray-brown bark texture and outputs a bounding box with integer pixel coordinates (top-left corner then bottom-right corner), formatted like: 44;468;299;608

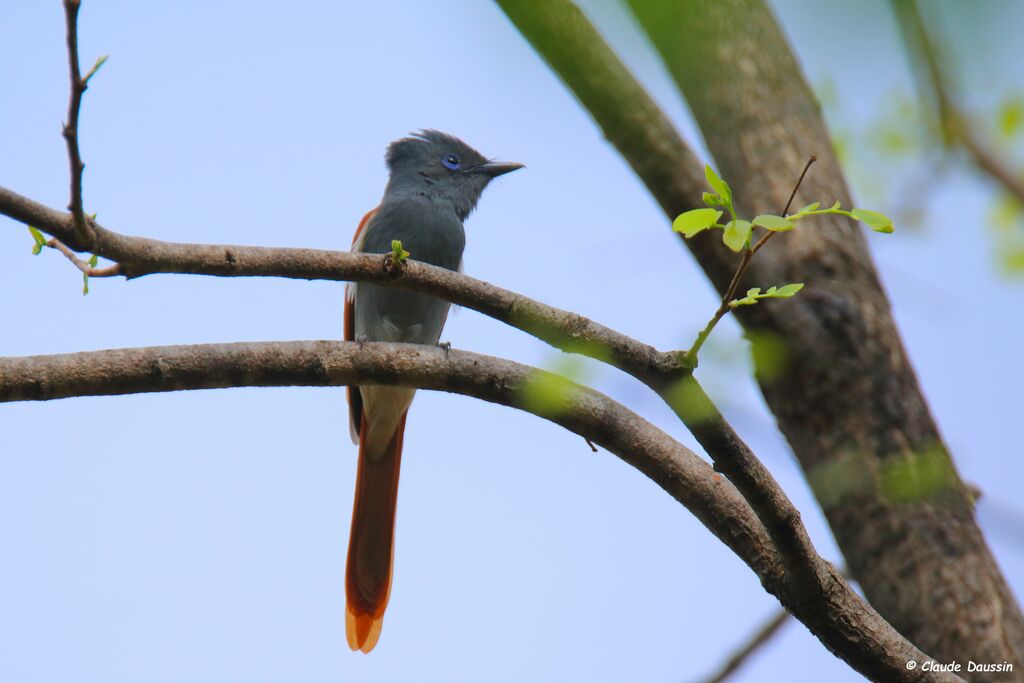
498;0;1023;677
624;1;1023;675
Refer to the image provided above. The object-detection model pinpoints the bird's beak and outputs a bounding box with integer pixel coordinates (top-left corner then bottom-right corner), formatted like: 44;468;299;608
476;160;525;177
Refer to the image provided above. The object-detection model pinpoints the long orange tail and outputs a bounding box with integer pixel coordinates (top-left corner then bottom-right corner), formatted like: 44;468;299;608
345;411;407;653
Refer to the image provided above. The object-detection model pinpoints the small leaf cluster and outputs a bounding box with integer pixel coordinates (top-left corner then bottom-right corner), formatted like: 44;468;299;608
730;283;804;308
390;239;410;265
27;225;100;295
672;165;895;254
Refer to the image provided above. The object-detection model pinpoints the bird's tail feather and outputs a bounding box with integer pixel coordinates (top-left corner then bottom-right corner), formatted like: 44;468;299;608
345;411;406;653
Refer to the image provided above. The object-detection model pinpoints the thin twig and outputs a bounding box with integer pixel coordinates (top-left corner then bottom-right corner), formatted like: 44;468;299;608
46;237;120;277
61;0;99;247
697;609;790;683
683;155;817;363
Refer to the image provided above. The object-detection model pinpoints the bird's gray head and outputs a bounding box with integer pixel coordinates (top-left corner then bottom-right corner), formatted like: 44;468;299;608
384;130;523;220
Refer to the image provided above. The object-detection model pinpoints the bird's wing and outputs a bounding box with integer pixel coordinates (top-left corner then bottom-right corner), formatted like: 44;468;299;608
345;206;379;443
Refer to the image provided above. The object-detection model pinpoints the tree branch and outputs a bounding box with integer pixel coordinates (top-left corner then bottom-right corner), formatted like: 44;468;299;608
61;0;101;248
0;341;960;682
0;183;682;381
46;236;119;277
696;608;790;683
890;0;1024;207
0;340;773;570
0;183;815;593
588;0;1024;670
0;182;964;678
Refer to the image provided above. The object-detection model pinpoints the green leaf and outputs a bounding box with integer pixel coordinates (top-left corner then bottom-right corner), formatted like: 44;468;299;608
829;200;841;210
82;272;89;296
390;239;410;263
88;254;99;268
730;292;760;307
766;282;804;298
795;202;820;214
729;283;804;308
998;97;1024;140
723;219;752;252
752;214;794;232
28;226;47;255
705;164;732;206
673;208;723;237
83;54;109;84
850;208;894;233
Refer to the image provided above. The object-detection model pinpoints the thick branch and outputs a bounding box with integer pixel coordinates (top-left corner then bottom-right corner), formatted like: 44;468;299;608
0;183;814;596
0;340;772;571
0;341;959;682
626;0;1024;674
0;184;679;383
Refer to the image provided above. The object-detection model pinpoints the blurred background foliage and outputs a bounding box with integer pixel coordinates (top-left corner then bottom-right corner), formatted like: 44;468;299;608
819;1;1024;274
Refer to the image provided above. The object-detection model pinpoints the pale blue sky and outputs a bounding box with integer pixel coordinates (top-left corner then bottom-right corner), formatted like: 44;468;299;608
1;2;1021;682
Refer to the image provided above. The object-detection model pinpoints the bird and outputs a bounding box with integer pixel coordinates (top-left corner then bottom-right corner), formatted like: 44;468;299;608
343;130;522;653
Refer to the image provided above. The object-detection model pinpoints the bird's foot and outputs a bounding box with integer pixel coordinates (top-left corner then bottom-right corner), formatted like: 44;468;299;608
355;334;368;347
437;340;452;357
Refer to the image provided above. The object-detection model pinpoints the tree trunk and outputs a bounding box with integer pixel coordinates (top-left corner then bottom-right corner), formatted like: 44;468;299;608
498;0;1024;677
626;0;1024;675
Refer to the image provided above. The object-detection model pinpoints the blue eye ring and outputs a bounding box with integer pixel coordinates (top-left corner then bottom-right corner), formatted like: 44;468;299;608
442;153;461;170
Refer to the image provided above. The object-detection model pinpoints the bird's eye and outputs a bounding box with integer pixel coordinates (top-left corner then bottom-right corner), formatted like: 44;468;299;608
442;153;461;170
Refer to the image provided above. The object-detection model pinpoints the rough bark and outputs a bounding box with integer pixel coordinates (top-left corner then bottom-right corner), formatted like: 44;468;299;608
627;0;1024;675
497;0;1023;677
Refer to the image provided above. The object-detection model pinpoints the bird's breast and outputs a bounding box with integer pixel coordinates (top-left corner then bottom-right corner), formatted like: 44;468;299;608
353;198;466;345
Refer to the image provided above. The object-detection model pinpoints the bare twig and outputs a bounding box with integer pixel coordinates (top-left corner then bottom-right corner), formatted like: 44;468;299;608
683;155;817;363
697;609;790;683
46;237;120;277
61;0;102;248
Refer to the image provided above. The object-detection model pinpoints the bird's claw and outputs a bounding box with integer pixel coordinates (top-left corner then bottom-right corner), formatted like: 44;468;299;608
437;340;452;357
355;334;368;347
